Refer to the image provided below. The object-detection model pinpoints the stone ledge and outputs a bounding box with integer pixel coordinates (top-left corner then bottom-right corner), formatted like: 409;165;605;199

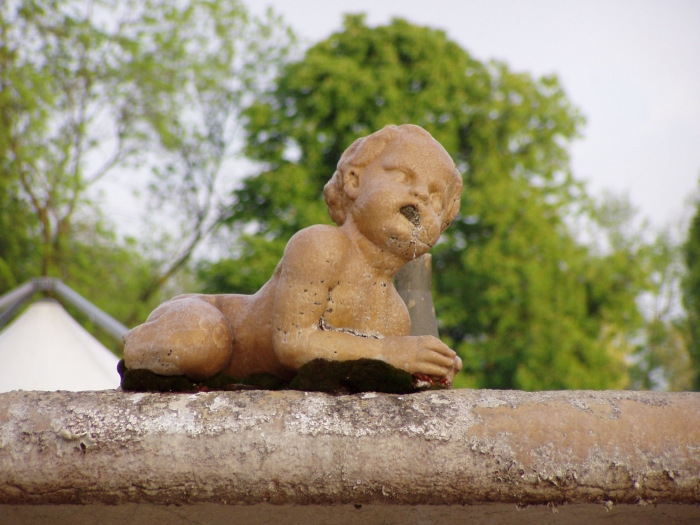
1;389;699;523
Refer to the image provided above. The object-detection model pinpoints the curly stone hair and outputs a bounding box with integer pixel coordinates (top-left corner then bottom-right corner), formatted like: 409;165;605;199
322;124;462;231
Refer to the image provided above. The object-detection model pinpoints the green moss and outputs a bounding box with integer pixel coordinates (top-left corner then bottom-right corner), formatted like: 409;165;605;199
118;360;191;392
117;360;281;393
237;372;287;390
117;358;448;395
288;358;416;394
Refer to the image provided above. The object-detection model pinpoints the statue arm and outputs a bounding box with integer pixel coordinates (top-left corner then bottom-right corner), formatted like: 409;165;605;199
270;228;457;378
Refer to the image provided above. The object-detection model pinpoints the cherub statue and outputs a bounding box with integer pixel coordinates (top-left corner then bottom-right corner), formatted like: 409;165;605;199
123;124;463;386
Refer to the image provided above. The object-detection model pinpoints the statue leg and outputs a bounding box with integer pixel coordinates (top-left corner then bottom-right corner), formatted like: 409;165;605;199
123;296;233;381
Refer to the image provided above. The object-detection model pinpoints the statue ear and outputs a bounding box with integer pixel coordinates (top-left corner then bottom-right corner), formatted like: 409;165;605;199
344;169;360;200
440;176;463;232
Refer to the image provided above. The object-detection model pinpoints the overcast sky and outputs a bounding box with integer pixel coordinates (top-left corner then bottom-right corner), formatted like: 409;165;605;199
249;0;700;228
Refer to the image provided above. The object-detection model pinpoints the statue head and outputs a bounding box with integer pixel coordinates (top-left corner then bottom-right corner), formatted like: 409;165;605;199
323;125;462;258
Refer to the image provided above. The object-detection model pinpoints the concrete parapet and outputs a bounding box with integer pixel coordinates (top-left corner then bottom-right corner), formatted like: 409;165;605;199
1;389;699;524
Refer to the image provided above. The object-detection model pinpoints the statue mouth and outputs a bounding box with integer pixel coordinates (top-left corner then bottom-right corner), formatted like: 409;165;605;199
399;205;421;227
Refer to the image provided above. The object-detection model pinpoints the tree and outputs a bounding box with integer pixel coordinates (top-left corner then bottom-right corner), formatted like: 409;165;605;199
0;178;39;291
0;0;293;325
52;221;160;354
202;15;649;390
683;186;700;390
587;194;694;391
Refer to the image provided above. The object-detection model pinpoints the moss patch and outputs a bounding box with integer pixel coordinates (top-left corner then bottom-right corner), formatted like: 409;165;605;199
118;358;448;395
288;358;415;394
117;360;284;393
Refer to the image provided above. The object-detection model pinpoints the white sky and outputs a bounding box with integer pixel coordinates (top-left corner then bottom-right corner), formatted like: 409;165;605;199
249;0;700;228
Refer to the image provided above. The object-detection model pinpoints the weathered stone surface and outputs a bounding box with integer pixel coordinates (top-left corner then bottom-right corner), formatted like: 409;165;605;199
2;502;700;525
1;389;699;524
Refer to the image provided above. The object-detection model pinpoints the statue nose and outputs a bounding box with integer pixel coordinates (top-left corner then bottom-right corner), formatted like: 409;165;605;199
412;186;429;203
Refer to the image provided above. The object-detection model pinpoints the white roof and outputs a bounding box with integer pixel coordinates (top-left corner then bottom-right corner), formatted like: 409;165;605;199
0;299;120;392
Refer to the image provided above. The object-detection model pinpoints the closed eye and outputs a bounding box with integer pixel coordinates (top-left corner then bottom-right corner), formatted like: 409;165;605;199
386;169;409;183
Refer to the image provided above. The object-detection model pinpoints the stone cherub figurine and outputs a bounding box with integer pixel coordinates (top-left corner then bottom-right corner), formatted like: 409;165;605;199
123;124;463;388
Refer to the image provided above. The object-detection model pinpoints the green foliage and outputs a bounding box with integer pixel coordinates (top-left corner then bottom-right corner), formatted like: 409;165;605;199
0;0;293;332
683;189;700;390
203;15;651;390
117;0;294;317
0;182;39;291
53;227;162;354
576;194;693;391
1;0;131;278
199;235;288;295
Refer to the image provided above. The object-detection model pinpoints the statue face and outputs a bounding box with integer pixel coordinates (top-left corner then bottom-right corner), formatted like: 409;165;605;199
348;133;457;260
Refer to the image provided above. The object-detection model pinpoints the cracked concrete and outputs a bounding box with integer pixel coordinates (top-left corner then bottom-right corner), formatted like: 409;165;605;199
0;389;699;524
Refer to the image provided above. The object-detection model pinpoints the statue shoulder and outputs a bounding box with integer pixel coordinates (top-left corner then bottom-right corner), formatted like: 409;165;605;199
284;225;351;264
